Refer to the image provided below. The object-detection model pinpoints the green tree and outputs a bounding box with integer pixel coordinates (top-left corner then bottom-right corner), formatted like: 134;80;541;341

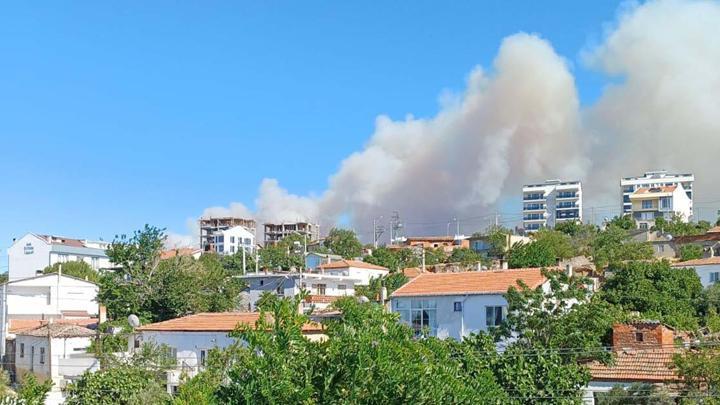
596;383;674;405
364;247;419;272
654;213;711;237
259;234;306;271
673;340;720;402
600;261;703;330
485;225;512;257
532;229;576;260
446;247;483;265
323;228;363;259
606;215;636;231
591;225;653;270
355;272;408;301
43;261;99;283
679;244;704;261
507;241;556;268
17;373;52;405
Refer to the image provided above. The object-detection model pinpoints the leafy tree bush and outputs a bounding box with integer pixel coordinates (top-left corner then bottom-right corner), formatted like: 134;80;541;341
259;233;306;270
590;225;653;270
323;228;363;259
679;244;704;261
600;261;703;330
445;247;482;265
606;215;636;231
43;261;99;283
507;241;556;268
354;272;408;301
64;365;169;405
654;214;711;237
16;373;52;405
596;383;674;405
673;340;720;402
364;247;419;272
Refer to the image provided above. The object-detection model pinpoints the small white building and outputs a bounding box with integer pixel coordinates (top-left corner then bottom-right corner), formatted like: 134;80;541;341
132;312;325;394
0;274;99;357
390;269;549;339
240;272;361;312
213;226;255;256
672;256;720;288
14;322;98;403
7;233;111;281
628;184;692;229
317;260;389;285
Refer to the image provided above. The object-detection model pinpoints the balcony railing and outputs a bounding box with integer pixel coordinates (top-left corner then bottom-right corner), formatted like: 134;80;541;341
524;204;545;211
556;192;578;199
523;194;545;201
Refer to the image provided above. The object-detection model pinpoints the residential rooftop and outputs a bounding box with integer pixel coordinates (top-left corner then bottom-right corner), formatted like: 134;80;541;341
391;268;549;297
136;312;324;333
318;259;388;271
672;256;720;267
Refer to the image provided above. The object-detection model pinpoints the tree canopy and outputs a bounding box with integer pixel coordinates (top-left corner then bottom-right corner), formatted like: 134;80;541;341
323;228;363;259
43;261;99;283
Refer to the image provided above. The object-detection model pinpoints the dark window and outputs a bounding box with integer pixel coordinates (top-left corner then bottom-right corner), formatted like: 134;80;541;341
635;332;644;342
453;302;463;312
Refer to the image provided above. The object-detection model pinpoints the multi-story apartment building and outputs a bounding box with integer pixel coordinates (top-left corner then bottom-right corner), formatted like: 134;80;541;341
7;234;112;280
620;171;694;217
199;217;256;253
522;180;582;232
628;184;692;229
263;222;320;246
212;226;256;255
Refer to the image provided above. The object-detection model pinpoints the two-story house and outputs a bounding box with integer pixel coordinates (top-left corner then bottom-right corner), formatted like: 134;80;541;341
628;184;692;229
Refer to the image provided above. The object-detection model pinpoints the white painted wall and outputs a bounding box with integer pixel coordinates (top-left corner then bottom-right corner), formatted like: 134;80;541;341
15;335;95;384
241;273;359;311
215;226;255;255
674;264;720;288
323;266;388;285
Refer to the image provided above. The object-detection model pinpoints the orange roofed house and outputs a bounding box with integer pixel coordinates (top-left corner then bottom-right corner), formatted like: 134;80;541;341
583;321;683;404
132;312;325;394
390;269;550;340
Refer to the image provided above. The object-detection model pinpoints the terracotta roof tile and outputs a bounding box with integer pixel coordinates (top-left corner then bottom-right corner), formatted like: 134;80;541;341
587;349;681;382
136;312;323;333
9;318;98;334
318;260;388;271
17;323;96;338
160;248;199;260
402;267;423;278
672;256;720;267
38;235;87;248
304;295;341;304
391;268;549;297
632;186;677;195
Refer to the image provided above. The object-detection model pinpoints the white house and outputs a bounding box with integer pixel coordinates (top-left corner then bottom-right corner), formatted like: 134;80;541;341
14;322;98;404
7;233;111;281
317;260;389;285
132;312;325;394
213;226;255;256
305;252;342;271
240;272;361;312
629;184;693;229
672;256;720;288
621;170;694;216
0;274;99;357
390;269;549;339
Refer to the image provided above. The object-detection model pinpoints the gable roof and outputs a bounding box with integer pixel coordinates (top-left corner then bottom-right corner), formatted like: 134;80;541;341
318;260;388;271
391;268;549;297
402;267;423;278
16;322;97;338
2;273;99;287
136;312;323;333
587;349;681;383
672;256;720;267
9;318;98;334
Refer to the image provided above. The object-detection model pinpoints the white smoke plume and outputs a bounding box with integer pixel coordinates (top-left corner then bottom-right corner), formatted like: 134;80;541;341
173;0;720;243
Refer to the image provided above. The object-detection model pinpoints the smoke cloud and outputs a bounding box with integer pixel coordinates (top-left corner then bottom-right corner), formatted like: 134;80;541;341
172;0;720;245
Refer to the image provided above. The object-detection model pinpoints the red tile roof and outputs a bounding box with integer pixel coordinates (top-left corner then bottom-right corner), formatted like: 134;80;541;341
304;295;341;304
587;349;681;383
672;256;720;267
38;235;87;248
402;267;423;278
9;318;98;334
406;236;456;242
318;260;388;271
136;312;323;333
709;226;720;234
633;186;677;194
391;268;549;297
160;248;199;260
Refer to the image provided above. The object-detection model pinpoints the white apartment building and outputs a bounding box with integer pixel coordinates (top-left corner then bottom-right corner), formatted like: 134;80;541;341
7;234;111;281
213;226;255;256
522;180;582;232
620;171;694;217
628;184;692;229
0;273;99;357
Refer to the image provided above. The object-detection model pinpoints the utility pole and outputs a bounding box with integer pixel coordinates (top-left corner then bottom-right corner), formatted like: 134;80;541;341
242;247;246;275
373;217;385;248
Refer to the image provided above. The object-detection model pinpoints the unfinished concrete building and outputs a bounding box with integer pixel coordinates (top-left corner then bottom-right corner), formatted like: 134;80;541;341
263;222;320;246
200;217;256;252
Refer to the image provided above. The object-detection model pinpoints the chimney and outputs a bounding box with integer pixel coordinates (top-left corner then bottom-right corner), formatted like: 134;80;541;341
611;321;674;351
565;264;573;277
99;305;107;324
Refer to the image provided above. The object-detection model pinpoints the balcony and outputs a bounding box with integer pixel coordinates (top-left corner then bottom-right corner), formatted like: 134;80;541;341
556;202;577;209
523;194;545;201
523;204;545;211
556;192;578;199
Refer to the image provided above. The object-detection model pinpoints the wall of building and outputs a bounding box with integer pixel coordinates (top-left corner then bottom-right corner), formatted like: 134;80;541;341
7;234;52;280
675;264;720;288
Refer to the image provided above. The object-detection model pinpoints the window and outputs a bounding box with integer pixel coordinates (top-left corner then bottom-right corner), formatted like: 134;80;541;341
200;349;208;367
230;236;235;243
230;246;235;253
642;200;653;209
172;385;179;395
218;245;224;253
259;280;264;286
276;284;284;297
656;244;665;253
660;197;672;210
314;284;326;295
58;254;68;263
639;223;649;230
410;300;437;335
454;302;463;312
91;257;99;270
39;347;45;364
338;284;347;295
635;332;644;342
19;343;24;358
485;306;506;328
243;238;251;245
217;235;224;243
166;347;178;364
711;272;720;283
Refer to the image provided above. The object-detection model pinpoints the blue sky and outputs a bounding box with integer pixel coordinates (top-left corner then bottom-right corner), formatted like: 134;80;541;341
0;1;625;266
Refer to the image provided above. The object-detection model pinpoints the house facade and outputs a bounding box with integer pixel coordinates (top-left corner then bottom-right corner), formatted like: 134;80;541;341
7;233;111;281
628;184;692;229
620;170;694;216
583;321;681;404
672;256;720;288
212;226;256;256
0;274;99;357
522;180;582;232
317;260;389;285
132;312;324;394
390;269;549;339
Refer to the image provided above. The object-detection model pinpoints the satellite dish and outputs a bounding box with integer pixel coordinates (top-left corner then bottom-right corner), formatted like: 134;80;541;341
357;296;370;303
128;314;141;328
